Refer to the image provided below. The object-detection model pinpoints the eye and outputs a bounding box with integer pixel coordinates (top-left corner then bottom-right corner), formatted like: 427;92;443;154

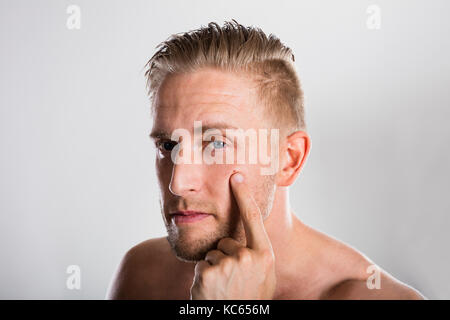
156;140;177;152
210;140;227;149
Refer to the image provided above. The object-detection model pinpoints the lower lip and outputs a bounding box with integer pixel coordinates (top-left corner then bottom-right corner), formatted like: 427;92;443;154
172;213;210;224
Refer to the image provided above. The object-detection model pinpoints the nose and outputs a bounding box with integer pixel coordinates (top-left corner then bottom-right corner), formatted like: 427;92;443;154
169;162;203;196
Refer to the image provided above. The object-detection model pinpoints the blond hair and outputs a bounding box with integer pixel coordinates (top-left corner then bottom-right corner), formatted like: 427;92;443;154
144;20;306;133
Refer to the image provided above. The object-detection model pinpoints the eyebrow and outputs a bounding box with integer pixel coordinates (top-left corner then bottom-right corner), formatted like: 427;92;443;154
149;121;240;140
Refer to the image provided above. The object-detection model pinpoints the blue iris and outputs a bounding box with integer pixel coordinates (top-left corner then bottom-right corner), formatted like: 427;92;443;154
212;140;226;149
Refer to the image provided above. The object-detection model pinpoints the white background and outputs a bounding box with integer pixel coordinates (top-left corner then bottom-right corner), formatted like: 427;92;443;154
0;0;449;299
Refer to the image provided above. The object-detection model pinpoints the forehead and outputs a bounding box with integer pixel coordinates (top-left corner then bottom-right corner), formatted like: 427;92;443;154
152;68;267;131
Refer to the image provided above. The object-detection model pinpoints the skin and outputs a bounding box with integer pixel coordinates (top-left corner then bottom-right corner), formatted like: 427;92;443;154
106;67;426;300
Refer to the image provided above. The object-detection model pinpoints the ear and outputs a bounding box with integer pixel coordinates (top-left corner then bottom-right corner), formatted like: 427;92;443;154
276;131;311;187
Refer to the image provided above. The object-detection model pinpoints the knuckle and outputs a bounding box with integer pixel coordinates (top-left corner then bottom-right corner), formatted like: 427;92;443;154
198;267;214;283
217;238;231;250
205;249;219;259
217;238;229;249
220;257;234;273
236;247;252;264
260;249;275;265
217;237;239;252
195;260;207;270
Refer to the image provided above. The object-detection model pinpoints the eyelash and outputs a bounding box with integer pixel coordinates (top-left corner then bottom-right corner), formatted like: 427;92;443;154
156;140;177;152
155;139;228;153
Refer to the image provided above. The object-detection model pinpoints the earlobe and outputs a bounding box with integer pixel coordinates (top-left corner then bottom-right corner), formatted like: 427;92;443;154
277;131;311;187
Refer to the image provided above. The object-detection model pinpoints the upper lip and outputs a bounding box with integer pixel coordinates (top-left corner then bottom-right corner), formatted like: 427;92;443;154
170;210;210;216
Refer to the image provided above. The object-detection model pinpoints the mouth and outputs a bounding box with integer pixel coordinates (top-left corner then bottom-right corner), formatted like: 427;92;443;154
169;210;212;224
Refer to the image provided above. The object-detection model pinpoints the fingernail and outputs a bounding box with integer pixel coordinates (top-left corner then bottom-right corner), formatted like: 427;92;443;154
232;173;244;183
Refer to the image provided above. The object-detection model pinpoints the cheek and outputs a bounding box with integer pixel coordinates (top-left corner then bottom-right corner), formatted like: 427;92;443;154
155;159;172;189
203;161;261;188
203;164;235;213
204;162;252;185
203;163;234;189
203;163;257;213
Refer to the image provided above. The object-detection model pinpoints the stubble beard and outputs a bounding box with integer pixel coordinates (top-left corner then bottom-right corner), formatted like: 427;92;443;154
160;174;276;263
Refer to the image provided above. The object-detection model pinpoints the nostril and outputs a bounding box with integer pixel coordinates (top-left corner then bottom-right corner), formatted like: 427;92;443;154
169;163;202;196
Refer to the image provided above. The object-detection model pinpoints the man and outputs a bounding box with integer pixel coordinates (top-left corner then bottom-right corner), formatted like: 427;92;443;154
106;20;425;299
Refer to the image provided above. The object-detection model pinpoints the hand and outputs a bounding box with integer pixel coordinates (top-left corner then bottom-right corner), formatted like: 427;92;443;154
190;172;276;300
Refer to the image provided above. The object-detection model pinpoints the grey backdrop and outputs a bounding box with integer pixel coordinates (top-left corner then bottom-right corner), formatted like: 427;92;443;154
0;0;449;299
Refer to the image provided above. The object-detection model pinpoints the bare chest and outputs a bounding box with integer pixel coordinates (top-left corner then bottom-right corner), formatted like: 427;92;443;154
152;270;332;300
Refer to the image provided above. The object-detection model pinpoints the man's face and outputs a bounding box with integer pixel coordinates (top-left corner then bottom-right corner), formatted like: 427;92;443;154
150;68;279;262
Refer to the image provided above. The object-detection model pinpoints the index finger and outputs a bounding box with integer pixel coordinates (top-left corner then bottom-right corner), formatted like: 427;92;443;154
229;172;272;251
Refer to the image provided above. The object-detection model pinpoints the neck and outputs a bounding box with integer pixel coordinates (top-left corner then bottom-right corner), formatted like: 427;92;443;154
263;186;312;298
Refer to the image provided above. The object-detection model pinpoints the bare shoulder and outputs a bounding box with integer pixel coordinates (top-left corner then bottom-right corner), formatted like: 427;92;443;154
301;225;426;300
106;236;178;299
322;271;426;300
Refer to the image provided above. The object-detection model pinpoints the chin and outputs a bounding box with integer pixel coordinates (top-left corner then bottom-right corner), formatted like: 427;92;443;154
167;232;220;263
165;216;246;262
